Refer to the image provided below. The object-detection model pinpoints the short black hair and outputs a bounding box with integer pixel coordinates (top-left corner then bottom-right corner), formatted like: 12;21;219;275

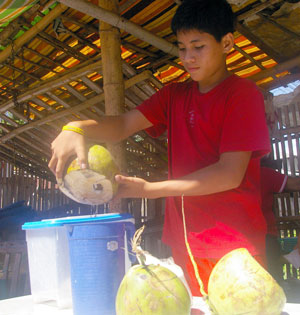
171;0;236;42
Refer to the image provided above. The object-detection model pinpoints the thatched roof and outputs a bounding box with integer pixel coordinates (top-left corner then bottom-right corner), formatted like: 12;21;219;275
0;0;299;181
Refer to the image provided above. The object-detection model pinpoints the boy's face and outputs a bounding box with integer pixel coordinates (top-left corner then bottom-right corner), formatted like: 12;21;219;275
177;29;232;90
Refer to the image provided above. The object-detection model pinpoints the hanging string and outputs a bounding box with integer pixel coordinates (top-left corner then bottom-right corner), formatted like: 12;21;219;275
21;46;28;89
181;194;207;297
10;39;22;112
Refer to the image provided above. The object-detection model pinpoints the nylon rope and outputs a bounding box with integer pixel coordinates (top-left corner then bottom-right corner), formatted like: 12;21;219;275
181;194;207;297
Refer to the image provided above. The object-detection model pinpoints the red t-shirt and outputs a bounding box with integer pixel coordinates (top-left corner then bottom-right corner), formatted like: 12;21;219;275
260;167;287;236
137;75;270;258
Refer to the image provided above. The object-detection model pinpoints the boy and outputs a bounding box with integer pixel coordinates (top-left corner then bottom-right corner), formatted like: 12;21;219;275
49;0;270;296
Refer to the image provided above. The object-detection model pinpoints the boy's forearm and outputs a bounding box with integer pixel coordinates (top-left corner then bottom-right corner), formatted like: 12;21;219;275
149;159;248;198
147;151;251;198
66;117;126;143
66;109;152;144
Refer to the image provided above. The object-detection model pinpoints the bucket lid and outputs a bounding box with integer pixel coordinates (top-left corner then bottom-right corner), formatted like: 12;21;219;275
22;213;134;230
54;212;134;225
22;220;64;230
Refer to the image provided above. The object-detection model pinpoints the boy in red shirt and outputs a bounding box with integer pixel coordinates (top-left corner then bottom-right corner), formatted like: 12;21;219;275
49;0;270;296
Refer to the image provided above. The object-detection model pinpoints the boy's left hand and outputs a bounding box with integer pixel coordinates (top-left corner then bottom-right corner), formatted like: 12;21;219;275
114;175;157;199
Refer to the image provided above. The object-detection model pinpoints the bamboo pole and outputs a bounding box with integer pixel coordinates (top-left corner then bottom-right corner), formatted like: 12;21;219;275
58;0;178;57
236;22;283;63
250;55;300;82
237;0;281;22
0;3;68;64
0;59;103;113
0;70;152;143
99;0;126;212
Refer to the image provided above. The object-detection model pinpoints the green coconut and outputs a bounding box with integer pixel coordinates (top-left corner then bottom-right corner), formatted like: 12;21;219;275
115;226;191;315
58;145;119;205
207;248;286;315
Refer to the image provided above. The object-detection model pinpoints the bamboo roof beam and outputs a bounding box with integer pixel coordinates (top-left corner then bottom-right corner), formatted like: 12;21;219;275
122;62;157;97
63;84;86;102
236;22;284;63
0;3;68;65
250;54;300;82
119;0;139;13
0;1;47;45
62;27;101;53
15;55;59;74
80;76;103;94
236;0;281;21
31;97;55;111
24;46;68;70
259;72;300;91
5;63;42;82
233;44;266;71
257;12;300;40
61;15;99;34
16;134;49;154
37;32;89;62
0;70;153;143
121;40;158;58
0;114;19;128
24;130;52;153
9;108;29;123
58;0;178;56
0;59;103;113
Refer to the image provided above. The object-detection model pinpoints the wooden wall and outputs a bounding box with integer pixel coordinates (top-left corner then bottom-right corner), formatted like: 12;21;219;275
269;99;300;280
0;162;66;211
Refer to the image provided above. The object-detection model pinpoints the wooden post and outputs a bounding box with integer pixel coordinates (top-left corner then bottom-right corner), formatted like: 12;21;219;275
99;0;126;212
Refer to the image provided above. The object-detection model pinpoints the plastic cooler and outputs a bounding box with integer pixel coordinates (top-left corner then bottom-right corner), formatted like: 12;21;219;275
22;219;72;308
22;213;135;314
57;213;136;315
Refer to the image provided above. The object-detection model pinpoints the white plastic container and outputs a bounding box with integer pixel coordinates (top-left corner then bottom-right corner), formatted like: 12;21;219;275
22;213;135;310
22;220;72;309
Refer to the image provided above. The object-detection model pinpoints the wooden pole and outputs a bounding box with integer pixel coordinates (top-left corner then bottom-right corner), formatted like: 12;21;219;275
99;0;126;212
58;0;178;57
0;3;68;64
250;55;300;82
0;69;152;139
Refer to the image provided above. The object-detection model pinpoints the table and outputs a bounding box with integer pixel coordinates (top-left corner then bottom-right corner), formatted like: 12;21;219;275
0;295;299;314
0;296;72;315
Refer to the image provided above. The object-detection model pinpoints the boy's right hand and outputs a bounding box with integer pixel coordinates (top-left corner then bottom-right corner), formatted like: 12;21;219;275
48;128;87;182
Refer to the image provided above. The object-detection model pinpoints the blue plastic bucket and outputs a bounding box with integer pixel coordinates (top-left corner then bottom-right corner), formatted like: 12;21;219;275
61;213;136;315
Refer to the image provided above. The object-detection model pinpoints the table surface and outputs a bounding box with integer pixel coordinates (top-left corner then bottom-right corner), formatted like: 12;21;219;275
0;295;299;315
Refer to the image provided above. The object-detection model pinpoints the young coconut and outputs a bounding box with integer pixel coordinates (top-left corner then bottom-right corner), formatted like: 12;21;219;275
58;145;119;205
180;196;286;315
207;248;286;315
115;226;191;315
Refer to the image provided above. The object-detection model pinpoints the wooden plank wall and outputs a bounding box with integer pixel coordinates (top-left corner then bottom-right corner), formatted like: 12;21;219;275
0;161;68;211
0;161;105;216
270;99;300;279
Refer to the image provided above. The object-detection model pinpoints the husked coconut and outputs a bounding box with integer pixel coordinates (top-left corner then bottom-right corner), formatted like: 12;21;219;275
58;145;119;205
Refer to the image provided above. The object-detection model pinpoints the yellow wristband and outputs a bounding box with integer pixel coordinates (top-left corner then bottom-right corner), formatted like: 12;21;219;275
62;125;85;136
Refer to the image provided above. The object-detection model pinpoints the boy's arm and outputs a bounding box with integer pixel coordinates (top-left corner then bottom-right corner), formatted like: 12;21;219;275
48;109;152;179
115;151;251;198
